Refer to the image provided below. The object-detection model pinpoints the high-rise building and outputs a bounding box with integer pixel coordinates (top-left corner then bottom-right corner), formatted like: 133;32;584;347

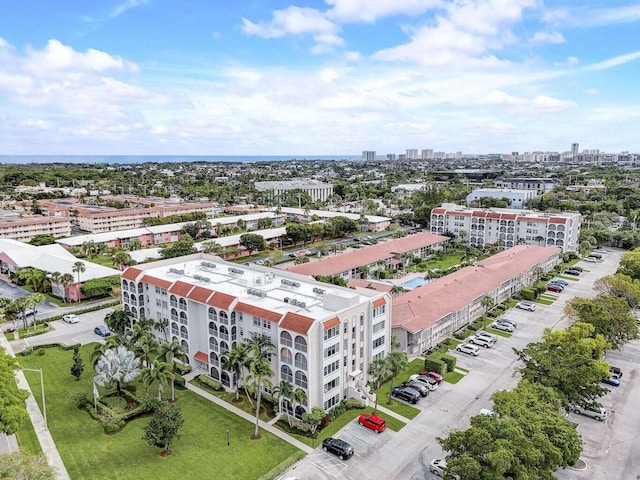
406;149;419;160
571;143;579;160
361;151;376;161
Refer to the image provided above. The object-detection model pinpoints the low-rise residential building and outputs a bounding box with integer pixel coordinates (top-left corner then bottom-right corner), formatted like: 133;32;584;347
0;216;71;242
121;254;392;413
431;203;581;252
466;189;537;209
287;232;450;280
255;180;334;203
276;207;391;232
392;245;561;354
494;177;559;195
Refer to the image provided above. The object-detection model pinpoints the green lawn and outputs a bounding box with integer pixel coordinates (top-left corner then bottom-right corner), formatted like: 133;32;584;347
485;327;512;338
6;323;50;341
15;417;42;455
374;359;423;419
556;274;580;281
19;345;300;480
444;371;465;384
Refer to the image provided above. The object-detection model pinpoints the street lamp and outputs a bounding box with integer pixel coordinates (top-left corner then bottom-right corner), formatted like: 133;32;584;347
23;368;46;427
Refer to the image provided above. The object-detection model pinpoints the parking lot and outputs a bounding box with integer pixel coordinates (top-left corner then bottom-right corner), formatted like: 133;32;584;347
283;250;634;480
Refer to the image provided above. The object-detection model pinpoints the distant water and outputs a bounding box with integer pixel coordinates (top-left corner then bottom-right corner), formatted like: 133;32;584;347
0;155;359;165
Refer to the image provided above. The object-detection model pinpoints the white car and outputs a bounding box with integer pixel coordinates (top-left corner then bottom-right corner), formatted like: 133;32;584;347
409;374;439;391
456;343;480;356
468;335;494;348
62;314;79;324
490;322;514;333
583;257;598;263
430;458;460;479
516;301;536;311
475;330;498;342
495;318;517;329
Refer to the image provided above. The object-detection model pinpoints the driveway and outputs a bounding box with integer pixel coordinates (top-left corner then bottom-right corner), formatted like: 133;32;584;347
0;278;59;318
283;250;627;480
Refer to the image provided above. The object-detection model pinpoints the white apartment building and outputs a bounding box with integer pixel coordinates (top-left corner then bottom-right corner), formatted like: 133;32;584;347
121;254;391;414
0;216;71;242
494;177;559;195
466;189;537;209
361;151;376;161
430;203;581;252
254;180;334;203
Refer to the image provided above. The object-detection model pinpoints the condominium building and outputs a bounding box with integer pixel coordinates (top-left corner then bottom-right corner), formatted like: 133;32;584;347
430;203;581;252
361;151;376;161
466;189;538;209
121;254;391;413
392;245;561;354
493;178;559;195
0;216;71;242
254;180;334;203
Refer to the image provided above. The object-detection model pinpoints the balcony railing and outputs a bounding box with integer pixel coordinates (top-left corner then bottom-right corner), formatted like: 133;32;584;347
295;361;307;370
219;333;229;341
294;343;307;352
179;317;188;325
180;332;189;340
281;338;292;347
280;356;292;365
209;328;217;336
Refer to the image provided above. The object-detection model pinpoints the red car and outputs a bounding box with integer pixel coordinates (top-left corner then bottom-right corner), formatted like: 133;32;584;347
419;370;443;384
547;284;563;293
358;414;386;433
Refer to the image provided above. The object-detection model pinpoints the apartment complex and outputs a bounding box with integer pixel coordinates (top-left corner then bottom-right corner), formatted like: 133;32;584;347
466;189;538;209
493;177;559;195
431;203;581;252
0;215;71;242
254;180;334;203
277;207;391;232
392;245;561;354
287;232;450;280
121;254;391;413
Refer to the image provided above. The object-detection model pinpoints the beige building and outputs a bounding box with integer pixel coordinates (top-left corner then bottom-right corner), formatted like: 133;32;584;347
0;216;71;242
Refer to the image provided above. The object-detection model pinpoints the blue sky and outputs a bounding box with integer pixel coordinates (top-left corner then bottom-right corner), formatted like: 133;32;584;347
1;0;639;155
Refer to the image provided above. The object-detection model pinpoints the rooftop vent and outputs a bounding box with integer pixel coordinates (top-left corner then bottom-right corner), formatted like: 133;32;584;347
228;267;244;275
281;279;300;288
313;287;325;295
247;288;267;298
168;268;184;275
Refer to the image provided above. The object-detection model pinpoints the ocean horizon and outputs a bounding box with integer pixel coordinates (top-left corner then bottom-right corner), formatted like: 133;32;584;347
0;155;360;165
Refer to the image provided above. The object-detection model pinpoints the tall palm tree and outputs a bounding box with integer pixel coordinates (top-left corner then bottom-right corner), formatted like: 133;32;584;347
134;333;159;368
368;358;390;413
480;295;495;316
154;318;170;343
49;271;62;296
385;351;408;403
222;343;251;402
142;359;173;401
94;346;141;395
272;380;294;423
13;296;31;330
246;355;273;440
113;251;133;271
72;261;86;301
60;273;74;303
104;310;132;345
291;387;307;426
157;340;187;402
90;342;116;366
27;293;45;331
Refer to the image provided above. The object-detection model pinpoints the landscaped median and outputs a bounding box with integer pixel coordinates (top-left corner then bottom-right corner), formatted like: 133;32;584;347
18;344;301;480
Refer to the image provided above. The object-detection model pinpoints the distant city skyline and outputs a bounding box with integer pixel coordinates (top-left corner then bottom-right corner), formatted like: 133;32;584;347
1;1;639;155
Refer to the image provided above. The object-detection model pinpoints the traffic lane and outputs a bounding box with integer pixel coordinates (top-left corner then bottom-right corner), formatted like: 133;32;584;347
26;307;114;348
556;341;640;480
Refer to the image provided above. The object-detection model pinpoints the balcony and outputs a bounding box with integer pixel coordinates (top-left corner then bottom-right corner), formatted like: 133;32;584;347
281;338;293;347
179;332;189;340
295;361;307;370
294;342;307;353
219;333;229;341
280;356;292;365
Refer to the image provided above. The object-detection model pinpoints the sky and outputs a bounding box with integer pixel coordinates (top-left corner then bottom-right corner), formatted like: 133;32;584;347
1;0;639;156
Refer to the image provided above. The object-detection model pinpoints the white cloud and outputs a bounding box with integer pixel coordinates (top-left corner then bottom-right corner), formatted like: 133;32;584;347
544;4;640;28
584;51;640;71
110;0;149;19
326;0;443;23
531;31;565;44
24;40;137;73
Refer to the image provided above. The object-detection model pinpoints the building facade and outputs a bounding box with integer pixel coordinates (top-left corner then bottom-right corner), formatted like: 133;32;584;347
254;180;334;203
431;203;581;252
493;178;559;195
361;151;376;161
0;216;71;242
466;189;538;209
121;254;391;413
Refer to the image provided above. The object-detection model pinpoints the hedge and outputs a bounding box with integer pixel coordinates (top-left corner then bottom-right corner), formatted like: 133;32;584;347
426;351;456;374
174;362;192;375
193;374;223;391
424;356;446;374
520;288;537;300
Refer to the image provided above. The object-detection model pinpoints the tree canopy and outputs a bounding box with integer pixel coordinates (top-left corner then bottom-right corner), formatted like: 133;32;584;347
0;350;29;434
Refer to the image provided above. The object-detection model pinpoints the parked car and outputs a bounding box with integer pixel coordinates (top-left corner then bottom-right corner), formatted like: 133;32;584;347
564;269;581;276
455;343;480;356
547;284;563;293
403;381;429;397
495;318;517;328
3;323;16;333
390;386;421;404
571;404;608;421
601;377;621;387
418;370;443;384
358;414;386;433
589;253;603;259
322;438;354;460
430;459;460;479
62;314;80;324
570;266;584;272
94;325;112;337
549;278;569;287
17;308;38;320
409;374;439;391
490;322;514;333
584;257;598;263
609;366;623;379
516;301;536;311
468;335;494;348
474;331;498;342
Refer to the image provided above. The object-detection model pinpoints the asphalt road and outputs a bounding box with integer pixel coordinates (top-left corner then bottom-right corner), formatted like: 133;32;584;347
282;250;629;480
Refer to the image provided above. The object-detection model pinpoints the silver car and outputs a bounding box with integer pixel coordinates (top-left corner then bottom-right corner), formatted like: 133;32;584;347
456;343;480;356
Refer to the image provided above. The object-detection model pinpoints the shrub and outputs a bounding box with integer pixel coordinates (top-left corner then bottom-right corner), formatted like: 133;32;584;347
520;288;537;301
440;353;457;373
344;398;364;410
102;418;125;434
453;331;467;340
195;374;223;391
72;392;89;408
174;374;186;390
424;355;446;375
17;348;33;356
35;348;46;356
174;363;192;375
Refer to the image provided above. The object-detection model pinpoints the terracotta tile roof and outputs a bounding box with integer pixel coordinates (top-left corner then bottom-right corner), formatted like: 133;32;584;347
235;302;282;322
122;267;143;281
187;286;214;304
194;351;209;363
168;281;194;297
372;297;386;308
279;312;315;335
393;245;561;334
549;217;568;224
346;278;393;293
206;292;236;310
323;316;341;330
288;232;450;277
141;274;172;289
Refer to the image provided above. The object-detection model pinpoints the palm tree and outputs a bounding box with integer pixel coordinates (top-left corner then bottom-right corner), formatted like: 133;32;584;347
154;318;170;343
104;310;132;345
94;346;141;395
49;271;61;296
222;343;251;402
142;359;173;401
291;387;307;426
90;342;116;366
385;351;408;403
27;293;45;331
82;240;97;259
113;251;133;270
368;358;391;413
13;296;31;330
129;239;142;251
272;380;294;423
60;273;74;303
480;295;495;316
246;355;273;440
134;333;158;367
157;340;187;402
390;285;406;296
72;261;86;301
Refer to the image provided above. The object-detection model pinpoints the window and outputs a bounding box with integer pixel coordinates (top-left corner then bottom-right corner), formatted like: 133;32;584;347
324;394;340;410
324;343;339;358
280;331;292;347
295;371;308;389
281;365;293;383
373;305;385;317
252;317;272;330
295;353;307;370
294;336;307;352
323;377;339;393
373;336;385;349
360;314;364;326
324;325;339;341
324;360;340;376
373;320;385;333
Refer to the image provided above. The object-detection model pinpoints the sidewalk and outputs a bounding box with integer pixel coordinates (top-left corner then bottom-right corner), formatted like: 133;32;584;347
0;333;70;480
183;372;314;454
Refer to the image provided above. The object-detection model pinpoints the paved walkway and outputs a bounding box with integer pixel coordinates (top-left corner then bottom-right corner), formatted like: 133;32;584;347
183;371;314;454
0;432;18;454
0;332;70;480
